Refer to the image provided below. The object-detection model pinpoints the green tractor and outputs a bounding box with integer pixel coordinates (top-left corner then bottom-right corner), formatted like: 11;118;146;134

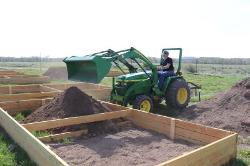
63;47;190;112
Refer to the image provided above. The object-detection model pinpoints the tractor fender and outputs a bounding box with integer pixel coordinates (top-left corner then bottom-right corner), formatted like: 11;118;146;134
162;76;184;94
123;80;152;105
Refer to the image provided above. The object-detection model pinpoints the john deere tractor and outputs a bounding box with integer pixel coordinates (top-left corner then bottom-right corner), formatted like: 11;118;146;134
63;47;190;112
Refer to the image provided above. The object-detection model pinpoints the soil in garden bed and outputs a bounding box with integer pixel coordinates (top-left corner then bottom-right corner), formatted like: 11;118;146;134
47;125;200;166
22;86;118;133
180;77;250;136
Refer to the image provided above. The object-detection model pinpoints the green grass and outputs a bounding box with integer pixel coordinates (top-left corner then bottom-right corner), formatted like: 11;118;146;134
0;130;36;166
31;131;50;138
225;149;250;166
14;113;25;121
62;137;73;144
100;77;112;87
14;110;32;122
238;150;250;165
184;73;245;101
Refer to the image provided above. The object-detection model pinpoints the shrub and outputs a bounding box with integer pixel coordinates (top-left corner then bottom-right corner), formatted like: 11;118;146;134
185;64;196;73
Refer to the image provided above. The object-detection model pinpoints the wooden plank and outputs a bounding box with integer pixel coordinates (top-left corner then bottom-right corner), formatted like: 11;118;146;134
0;91;60;102
76;83;110;90
129;110;230;145
9;85;12;94
0;99;43;115
0;86;110;102
38;129;88;143
84;88;111;101
116;120;133;128
0;83;111;94
0;108;68;166
0;76;49;84
12;84;42;94
130;116;171;137
129;109;171;125
107;70;123;77
157;133;237;166
169;118;175;140
0;84;42;94
0;70;22;75
45;82;110;90
0;86;9;94
39;121;131;143
23;109;132;132
43;84;67;90
174;134;206;145
40;85;62;92
128;110;171;137
175;119;232;139
0;73;24;77
0;98;117;115
100;101;127;111
175;127;219;145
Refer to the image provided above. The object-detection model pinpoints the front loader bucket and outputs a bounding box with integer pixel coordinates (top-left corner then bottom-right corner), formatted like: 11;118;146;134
63;55;112;83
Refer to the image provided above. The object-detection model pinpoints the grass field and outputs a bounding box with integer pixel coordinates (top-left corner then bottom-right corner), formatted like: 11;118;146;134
0;61;249;76
0;61;249;165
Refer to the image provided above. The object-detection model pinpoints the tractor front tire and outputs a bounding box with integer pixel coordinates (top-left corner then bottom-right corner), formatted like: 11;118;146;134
165;79;190;109
133;95;153;112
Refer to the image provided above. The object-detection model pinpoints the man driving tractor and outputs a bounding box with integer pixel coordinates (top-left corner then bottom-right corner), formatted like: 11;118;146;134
157;50;176;89
64;47;191;111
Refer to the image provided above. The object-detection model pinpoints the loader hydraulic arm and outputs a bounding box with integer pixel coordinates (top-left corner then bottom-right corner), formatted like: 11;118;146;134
104;47;158;84
63;47;159;85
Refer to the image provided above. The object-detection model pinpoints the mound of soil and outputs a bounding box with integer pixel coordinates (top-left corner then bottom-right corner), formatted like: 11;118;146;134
43;67;68;80
180;77;250;136
23;87;118;133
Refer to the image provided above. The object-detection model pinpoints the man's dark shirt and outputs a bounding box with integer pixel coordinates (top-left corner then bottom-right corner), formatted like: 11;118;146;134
160;57;174;71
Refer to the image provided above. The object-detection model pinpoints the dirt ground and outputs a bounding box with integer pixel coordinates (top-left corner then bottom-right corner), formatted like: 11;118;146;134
47;125;200;166
179;77;250;137
43;67;68;80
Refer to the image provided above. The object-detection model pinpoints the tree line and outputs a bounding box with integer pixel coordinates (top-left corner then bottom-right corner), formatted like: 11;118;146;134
0;56;249;65
0;57;64;62
148;57;250;65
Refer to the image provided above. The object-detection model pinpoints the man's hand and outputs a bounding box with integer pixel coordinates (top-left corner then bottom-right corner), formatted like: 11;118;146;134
162;63;170;70
157;63;170;70
157;66;163;70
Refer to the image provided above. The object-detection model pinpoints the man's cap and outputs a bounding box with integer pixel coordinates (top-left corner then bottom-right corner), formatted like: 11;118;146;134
162;50;169;56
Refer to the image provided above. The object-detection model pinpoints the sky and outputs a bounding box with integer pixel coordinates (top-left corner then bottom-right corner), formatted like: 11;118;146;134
0;0;249;58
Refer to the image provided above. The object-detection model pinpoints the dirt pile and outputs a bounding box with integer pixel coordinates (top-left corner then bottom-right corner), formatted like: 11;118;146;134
43;67;68;80
180;77;250;136
23;87;117;133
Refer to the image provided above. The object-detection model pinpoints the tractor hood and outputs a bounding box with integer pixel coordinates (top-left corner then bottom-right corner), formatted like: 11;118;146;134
116;71;152;82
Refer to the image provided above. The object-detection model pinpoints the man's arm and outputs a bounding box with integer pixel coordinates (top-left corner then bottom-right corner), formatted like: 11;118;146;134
157;63;170;70
158;58;172;70
162;63;171;70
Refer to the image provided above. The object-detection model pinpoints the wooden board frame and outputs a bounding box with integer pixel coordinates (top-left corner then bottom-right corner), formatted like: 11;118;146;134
0;107;237;166
0;108;68;166
0;69;49;84
0;76;49;84
0;83;112;103
0;83;237;166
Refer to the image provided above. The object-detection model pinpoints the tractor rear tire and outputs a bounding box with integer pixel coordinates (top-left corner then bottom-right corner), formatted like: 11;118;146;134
133;95;153;112
165;79;190;109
